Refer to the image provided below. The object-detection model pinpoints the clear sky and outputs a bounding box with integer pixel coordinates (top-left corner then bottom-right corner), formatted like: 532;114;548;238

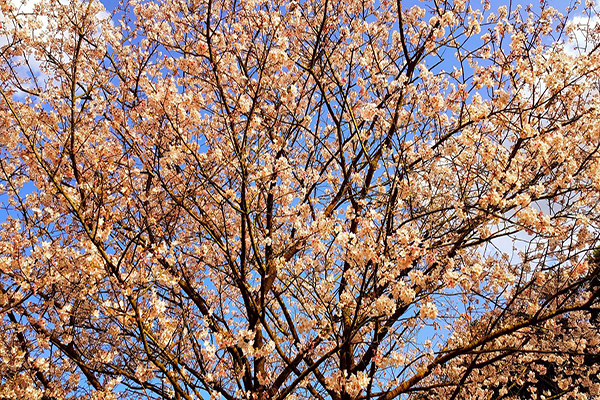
100;0;119;12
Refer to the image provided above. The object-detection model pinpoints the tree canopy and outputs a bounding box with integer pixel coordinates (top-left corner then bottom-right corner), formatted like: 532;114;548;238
1;0;600;399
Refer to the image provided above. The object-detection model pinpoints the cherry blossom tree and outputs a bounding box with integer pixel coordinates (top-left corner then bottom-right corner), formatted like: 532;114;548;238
1;0;600;399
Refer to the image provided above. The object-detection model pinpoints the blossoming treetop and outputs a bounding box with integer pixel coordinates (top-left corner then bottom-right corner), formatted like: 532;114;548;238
0;0;599;398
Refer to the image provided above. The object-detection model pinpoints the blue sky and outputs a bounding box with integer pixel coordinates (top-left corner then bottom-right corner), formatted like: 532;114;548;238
100;0;118;12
